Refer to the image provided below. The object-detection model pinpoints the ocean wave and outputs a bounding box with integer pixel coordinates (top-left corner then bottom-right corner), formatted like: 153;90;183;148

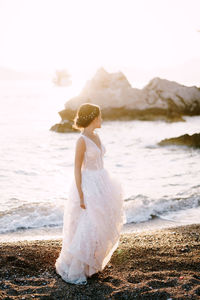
0;201;64;234
0;192;199;234
124;193;200;223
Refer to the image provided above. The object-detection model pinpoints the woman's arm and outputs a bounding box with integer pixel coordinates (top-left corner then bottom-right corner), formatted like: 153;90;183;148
74;137;86;209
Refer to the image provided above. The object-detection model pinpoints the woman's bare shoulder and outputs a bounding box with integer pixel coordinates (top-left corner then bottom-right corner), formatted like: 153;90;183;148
76;135;86;149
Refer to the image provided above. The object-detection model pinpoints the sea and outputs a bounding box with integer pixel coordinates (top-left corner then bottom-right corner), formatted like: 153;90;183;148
0;80;200;242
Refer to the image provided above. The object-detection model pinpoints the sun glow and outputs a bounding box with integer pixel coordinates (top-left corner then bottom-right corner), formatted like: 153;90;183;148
0;0;200;87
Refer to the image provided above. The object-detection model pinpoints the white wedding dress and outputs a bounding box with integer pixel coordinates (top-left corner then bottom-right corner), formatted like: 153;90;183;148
55;132;126;285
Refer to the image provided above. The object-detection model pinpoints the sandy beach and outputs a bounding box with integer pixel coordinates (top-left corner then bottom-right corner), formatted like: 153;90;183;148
0;224;199;299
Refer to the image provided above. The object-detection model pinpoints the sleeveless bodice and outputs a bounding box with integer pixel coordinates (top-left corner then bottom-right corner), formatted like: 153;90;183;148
80;133;106;171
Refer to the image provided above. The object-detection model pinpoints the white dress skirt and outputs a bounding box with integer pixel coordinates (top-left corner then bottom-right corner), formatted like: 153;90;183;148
55;132;126;284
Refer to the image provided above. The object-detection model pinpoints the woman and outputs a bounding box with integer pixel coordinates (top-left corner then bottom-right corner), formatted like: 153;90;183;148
55;103;126;285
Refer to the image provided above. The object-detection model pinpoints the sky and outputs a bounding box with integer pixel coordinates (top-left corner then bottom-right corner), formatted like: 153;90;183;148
0;0;200;88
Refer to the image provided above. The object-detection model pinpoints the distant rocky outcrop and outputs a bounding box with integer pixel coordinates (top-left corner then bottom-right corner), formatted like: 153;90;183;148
158;133;200;148
52;69;72;87
50;68;200;132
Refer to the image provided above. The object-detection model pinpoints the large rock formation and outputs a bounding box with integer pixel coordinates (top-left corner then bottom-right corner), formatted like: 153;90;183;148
50;68;200;132
158;133;200;148
144;77;200;116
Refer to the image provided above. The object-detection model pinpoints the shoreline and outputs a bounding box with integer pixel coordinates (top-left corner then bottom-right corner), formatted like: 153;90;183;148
0;217;199;243
0;223;199;299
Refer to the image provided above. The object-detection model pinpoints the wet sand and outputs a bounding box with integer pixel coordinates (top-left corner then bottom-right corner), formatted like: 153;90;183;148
0;224;199;299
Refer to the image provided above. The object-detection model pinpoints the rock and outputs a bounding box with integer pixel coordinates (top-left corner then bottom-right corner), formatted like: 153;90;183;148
158;133;200;148
51;68;200;132
195;287;200;296
143;77;200;116
50;121;79;133
141;291;171;299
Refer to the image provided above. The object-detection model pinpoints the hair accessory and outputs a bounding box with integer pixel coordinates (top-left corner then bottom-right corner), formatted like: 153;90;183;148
81;111;97;120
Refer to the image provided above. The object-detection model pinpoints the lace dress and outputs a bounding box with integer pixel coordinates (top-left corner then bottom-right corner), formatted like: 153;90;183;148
55;132;126;285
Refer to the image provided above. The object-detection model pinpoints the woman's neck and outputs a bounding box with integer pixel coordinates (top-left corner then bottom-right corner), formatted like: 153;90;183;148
82;128;96;136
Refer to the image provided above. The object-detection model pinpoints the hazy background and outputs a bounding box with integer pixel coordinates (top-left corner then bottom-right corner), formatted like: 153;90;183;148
0;0;200;89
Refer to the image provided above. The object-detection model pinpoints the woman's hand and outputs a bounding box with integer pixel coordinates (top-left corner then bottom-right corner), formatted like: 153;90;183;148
79;191;86;209
80;202;86;209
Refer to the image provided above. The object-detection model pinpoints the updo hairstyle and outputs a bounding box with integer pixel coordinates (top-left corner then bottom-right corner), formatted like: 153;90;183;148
72;103;100;130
